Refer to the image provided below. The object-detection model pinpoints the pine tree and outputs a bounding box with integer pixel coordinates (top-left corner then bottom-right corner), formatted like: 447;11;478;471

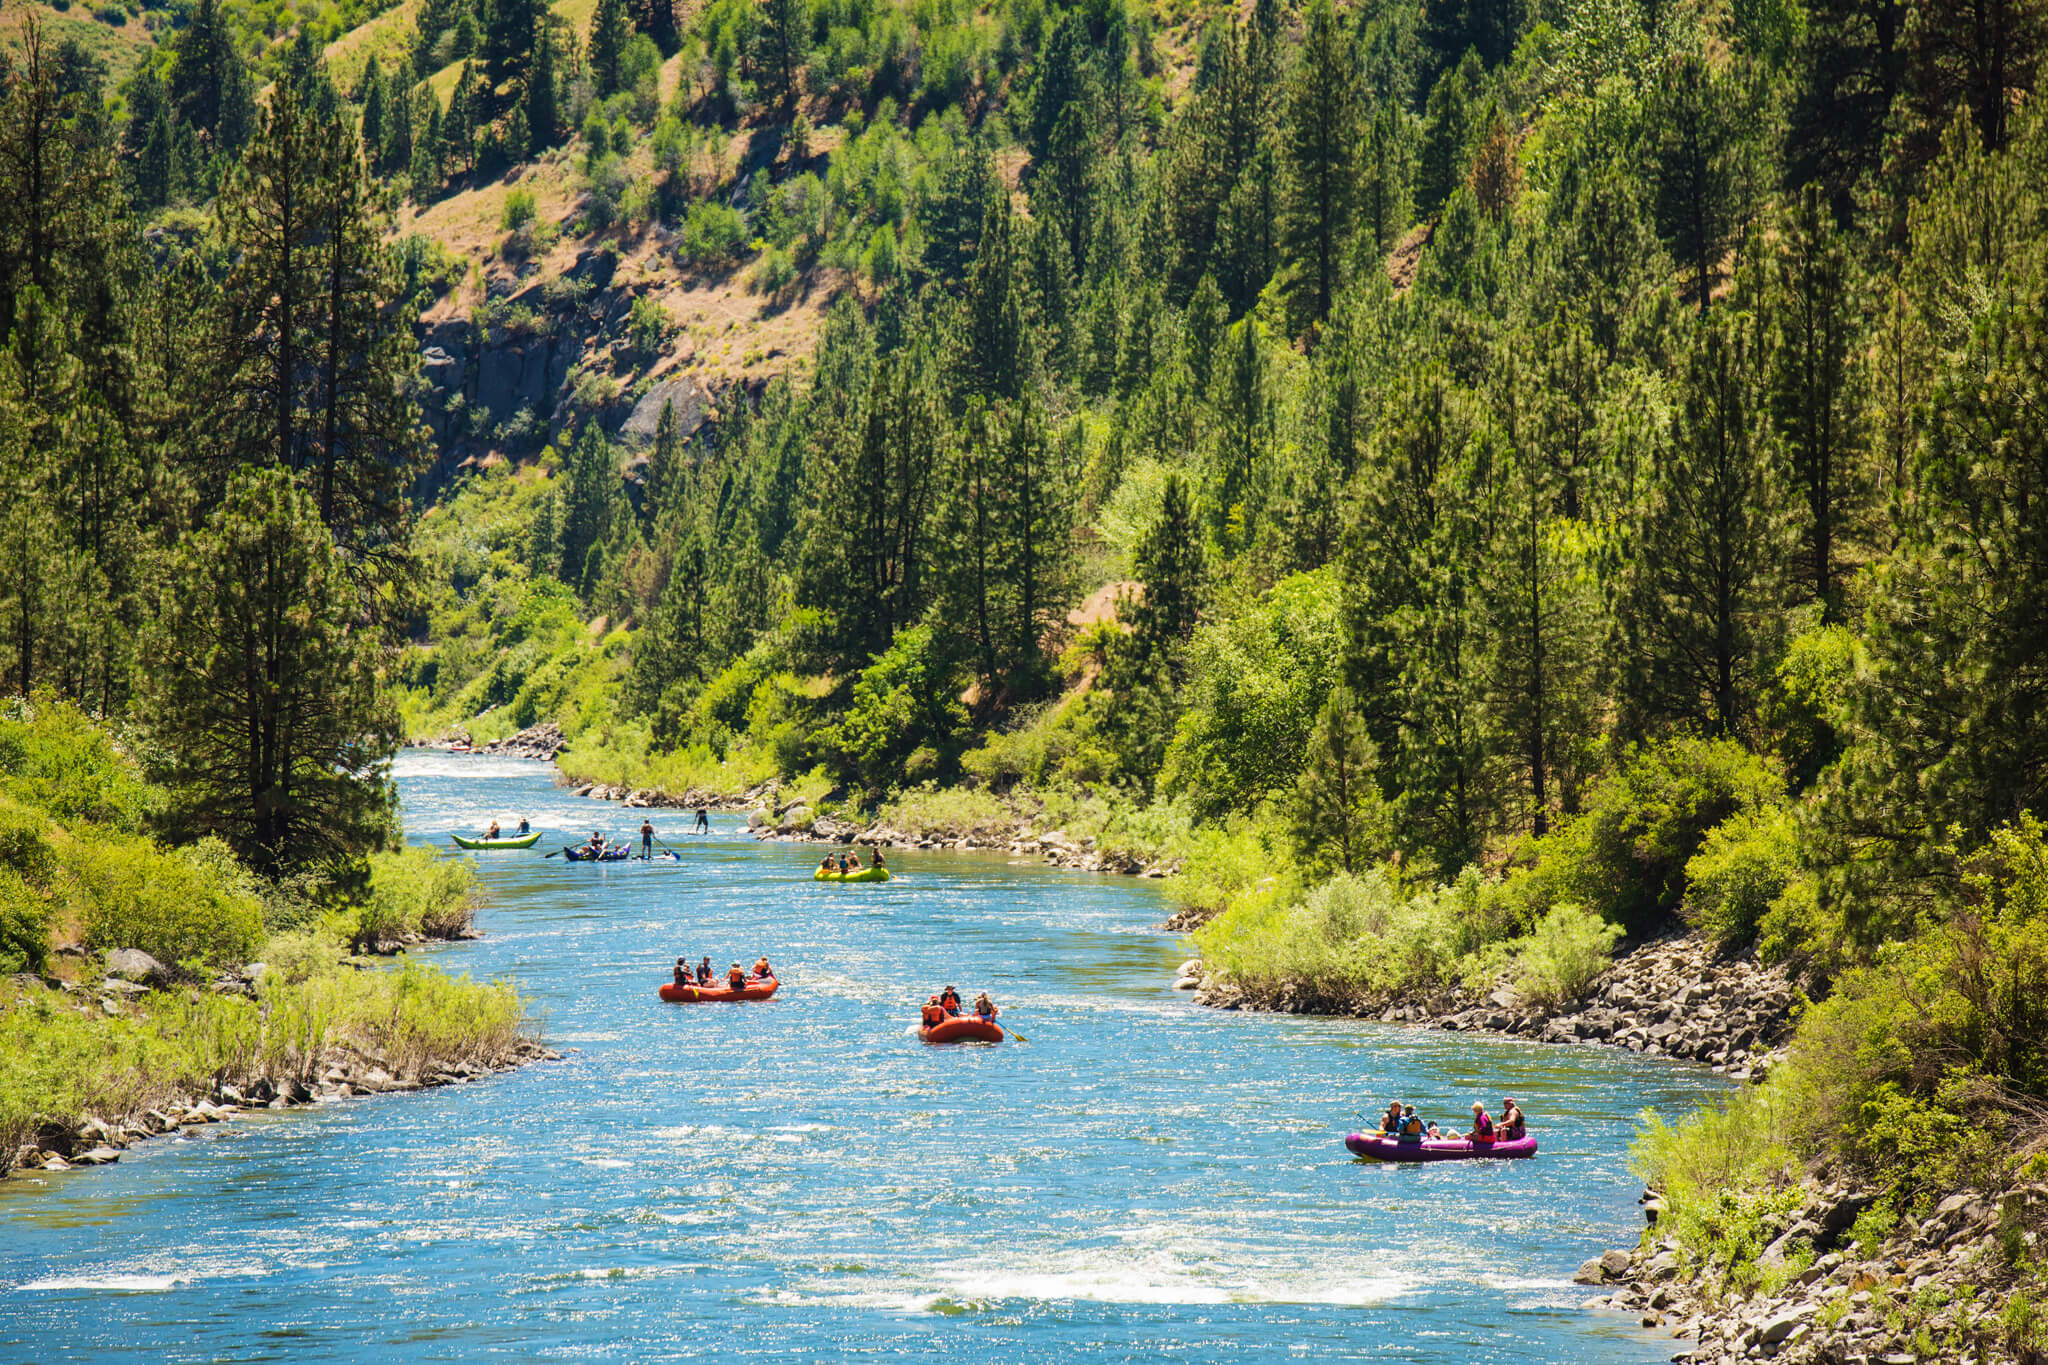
169;0;253;154
754;0;807;120
642;398;686;527
560;425;623;595
136;105;177;209
588;0;631;97
142;469;398;875
1649;49;1760;311
956;191;1030;403
1279;0;1359;328
634;0;682;54
527;19;560;154
1205;317;1271;552
1289;686;1383;875
412;95;444;193
1419;53;1478;215
1768;184;1870;622
485;0;541;95
210;84;427;574
1359;100;1413;259
358;58;389;163
1126;471;1204;664
1615;311;1791;741
1479;428;1608;834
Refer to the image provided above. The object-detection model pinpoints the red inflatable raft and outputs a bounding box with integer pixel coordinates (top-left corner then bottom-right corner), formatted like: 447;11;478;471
919;1015;1004;1044
1344;1132;1538;1162
659;975;779;1003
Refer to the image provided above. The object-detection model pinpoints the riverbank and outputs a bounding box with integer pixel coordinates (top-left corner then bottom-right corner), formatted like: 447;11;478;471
1186;930;1798;1081
1579;1172;2041;1363
3;951;554;1178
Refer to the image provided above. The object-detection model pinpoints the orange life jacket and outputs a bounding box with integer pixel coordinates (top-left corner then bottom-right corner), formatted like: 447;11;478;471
727;970;745;991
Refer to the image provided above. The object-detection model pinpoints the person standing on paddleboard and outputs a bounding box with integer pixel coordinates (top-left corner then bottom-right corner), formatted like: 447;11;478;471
640;819;656;858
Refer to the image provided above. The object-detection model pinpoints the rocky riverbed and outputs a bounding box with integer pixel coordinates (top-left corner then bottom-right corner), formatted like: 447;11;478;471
1185;932;1799;1081
1577;1176;2044;1363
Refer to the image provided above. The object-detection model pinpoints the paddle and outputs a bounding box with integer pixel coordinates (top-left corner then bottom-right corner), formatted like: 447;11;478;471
1003;1023;1028;1042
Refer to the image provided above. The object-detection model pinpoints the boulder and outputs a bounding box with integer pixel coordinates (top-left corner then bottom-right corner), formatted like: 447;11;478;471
618;372;707;450
1756;1310;1809;1345
105;948;167;985
1600;1248;1634;1278
1573;1258;1608;1285
71;1147;122;1166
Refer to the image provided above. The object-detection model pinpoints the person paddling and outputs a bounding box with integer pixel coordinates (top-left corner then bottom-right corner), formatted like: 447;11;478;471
972;991;998;1022
695;806;710;833
584;830;607;856
673;957;691;987
517;818;530;834
1378;1101;1403;1136
486;820;501;839
697;956;714;985
640;819;656;858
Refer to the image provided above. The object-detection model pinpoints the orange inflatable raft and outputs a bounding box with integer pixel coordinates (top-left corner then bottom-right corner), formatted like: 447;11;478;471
919;1015;1004;1044
659;975;779;1003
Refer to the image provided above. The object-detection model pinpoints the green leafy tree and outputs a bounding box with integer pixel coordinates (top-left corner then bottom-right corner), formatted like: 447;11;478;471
753;0;807;120
142;469;398;875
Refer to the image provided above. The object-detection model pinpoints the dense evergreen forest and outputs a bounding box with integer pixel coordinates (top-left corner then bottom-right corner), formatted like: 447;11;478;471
5;0;2048;1323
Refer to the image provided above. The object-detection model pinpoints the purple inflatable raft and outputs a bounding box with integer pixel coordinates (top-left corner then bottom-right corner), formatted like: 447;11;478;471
1344;1132;1540;1162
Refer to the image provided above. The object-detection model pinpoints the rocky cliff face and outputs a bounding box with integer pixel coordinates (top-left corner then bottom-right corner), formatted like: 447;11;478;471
413;247;714;493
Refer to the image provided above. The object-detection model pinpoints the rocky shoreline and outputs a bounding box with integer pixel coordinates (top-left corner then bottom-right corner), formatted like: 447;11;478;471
6;941;559;1182
1184;931;1800;1080
1577;1176;2042;1363
8;1033;562;1177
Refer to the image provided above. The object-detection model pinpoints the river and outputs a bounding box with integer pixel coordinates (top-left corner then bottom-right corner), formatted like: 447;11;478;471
2;752;1726;1362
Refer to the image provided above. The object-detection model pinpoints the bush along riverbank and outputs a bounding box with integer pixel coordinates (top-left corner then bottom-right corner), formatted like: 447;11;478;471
1570;818;2048;1364
0;703;552;1181
1186;929;1798;1081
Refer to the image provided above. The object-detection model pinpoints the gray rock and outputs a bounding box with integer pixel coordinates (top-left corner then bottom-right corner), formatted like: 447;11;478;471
104;948;167;984
70;1147;121;1166
618;372;707;450
1601;1248;1634;1278
1757;1310;1808;1344
1574;1257;1608;1285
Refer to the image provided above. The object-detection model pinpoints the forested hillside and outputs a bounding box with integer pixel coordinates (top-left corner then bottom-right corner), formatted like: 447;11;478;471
6;0;2048;1334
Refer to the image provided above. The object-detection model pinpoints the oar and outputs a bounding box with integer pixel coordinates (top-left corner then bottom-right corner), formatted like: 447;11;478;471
1003;1020;1028;1042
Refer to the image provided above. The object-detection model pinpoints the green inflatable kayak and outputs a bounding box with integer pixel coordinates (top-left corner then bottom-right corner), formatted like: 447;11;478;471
451;831;543;850
814;866;891;882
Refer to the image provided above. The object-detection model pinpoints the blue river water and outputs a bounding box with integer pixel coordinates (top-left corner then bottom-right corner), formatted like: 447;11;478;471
2;752;1725;1363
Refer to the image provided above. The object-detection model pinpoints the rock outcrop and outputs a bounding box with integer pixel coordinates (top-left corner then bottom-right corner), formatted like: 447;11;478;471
1194;931;1799;1079
1588;1178;2044;1363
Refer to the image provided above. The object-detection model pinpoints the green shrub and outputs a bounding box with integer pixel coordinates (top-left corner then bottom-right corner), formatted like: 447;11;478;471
0;699;159;833
340;846;479;949
1512;902;1624;1006
75;833;264;971
828;626;968;793
1511;737;1788;935
0;867;50;976
1683;806;1803;950
501;186;537;231
1169;813;1290;920
679;201;748;265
